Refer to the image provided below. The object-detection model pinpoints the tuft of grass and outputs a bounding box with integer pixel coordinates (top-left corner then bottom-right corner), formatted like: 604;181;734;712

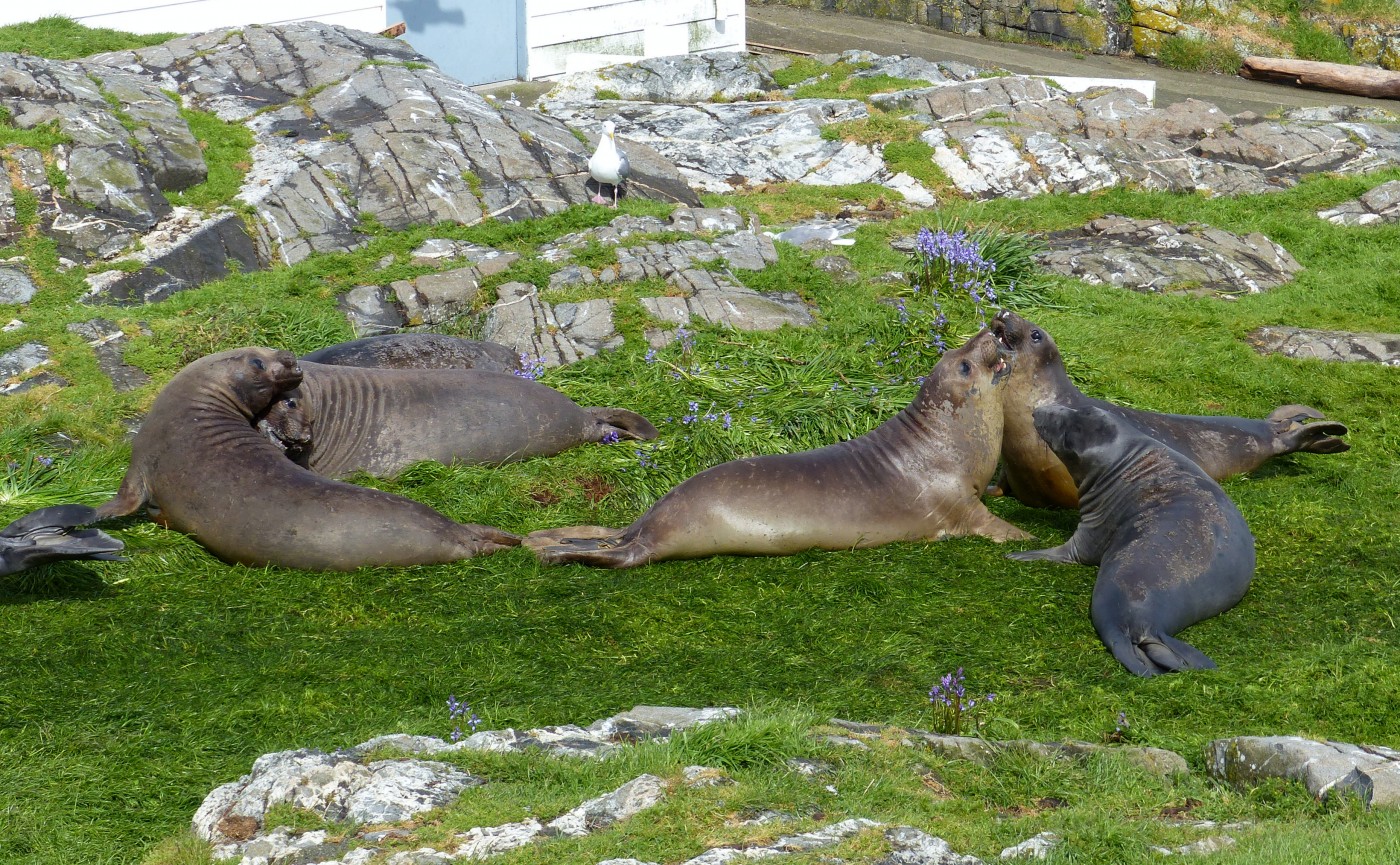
0;14;176;58
1156;36;1245;74
166;107;255;212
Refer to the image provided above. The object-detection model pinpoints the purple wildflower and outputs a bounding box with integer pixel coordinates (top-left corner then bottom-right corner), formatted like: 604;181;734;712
600;430;621;444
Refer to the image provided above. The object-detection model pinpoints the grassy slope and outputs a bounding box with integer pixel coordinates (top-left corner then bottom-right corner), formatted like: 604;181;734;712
0;19;1397;865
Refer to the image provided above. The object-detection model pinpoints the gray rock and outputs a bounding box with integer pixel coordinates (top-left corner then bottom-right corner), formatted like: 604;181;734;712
0;342;52;393
391;267;484;327
879;826;984;865
0;53;200;257
191;748;482;854
999;831;1060;859
1318;179;1400;226
0;267;37;305
1150;835;1237;856
80;209;261;305
813;254;861;284
65;319;150;392
681;766;735;788
1247;326;1400;366
1035;215;1301;296
539;52;777;104
682;818;882;865
544;774;667;837
669;207;746;234
771;219;862;249
587;706;742;742
338;285;407;337
481;281;621;368
638;273;814;333
238;826;347;864
1207;736;1400;807
447;819;544;859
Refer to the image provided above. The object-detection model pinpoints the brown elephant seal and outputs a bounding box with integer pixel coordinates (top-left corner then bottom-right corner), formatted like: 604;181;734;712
96;347;519;571
0;504;125;574
300;334;522;372
526;330;1028;568
992;310;1349;508
1007;404;1255;677
257;364;658;478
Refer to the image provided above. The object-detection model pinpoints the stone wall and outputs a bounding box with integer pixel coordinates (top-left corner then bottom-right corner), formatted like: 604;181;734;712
751;0;1128;55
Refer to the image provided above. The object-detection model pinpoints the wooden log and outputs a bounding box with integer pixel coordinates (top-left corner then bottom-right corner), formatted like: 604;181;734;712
1239;56;1400;100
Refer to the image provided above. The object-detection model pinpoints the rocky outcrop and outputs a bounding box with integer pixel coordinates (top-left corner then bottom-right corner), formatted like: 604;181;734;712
1318;179;1400;226
480;209;813;367
0;53;204;258
1247;326;1400;366
1208;736;1400;806
1034;215;1302;296
91;22;698;268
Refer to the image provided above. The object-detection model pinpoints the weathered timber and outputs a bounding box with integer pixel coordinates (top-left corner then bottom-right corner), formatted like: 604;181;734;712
1240;56;1400;100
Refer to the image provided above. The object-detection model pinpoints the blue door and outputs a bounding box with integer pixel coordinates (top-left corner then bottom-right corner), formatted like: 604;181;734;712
387;0;523;86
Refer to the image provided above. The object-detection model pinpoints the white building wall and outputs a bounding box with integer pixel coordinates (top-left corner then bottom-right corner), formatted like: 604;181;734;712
526;0;745;79
0;1;386;36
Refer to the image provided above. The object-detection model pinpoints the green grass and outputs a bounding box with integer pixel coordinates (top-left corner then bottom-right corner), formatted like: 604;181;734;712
0;14;175;58
0;171;1395;864
1;14;1399;865
1156;36;1245;75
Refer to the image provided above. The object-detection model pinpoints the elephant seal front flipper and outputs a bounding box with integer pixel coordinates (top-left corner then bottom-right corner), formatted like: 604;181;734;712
1006;403;1255;677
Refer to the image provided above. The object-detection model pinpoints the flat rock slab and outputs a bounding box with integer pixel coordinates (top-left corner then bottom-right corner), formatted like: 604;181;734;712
1317;179;1400;225
0;266;37;304
540;51;779;103
1248;326;1400;366
1208;736;1400;807
81;208;261;305
0;342;53;394
1035;215;1301;296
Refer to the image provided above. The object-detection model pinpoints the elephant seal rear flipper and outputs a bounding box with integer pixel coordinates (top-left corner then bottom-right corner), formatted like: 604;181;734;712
585;408;658;442
1;504;126;574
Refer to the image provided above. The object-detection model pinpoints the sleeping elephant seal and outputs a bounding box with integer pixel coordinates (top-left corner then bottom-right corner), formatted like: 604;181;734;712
1007;404;1255;677
257;364;659;478
526;329;1029;569
96;347;519;571
301;334;522;372
0;504;125;574
992;310;1349;509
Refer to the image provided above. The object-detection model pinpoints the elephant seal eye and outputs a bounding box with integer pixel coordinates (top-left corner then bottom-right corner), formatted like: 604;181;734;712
250;357;265;370
960;361;971;375
1031;330;1042;343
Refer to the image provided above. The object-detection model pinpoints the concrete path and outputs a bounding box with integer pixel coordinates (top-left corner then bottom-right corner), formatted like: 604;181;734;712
747;4;1399;116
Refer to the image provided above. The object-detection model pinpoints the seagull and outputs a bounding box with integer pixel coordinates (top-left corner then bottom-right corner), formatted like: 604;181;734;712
588;120;629;207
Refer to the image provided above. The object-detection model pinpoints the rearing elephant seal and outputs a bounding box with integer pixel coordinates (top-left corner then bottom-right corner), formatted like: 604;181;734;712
993;310;1349;508
97;347;519;571
257;364;658;478
1007;404;1256;677
527;330;1028;568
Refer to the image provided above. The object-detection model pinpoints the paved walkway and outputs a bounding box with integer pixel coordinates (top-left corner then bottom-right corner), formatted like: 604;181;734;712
747;4;1399;116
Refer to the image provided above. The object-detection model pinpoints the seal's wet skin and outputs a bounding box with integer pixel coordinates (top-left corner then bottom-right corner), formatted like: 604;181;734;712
299;334;521;372
256;364;657;479
991;310;1349;509
1008;404;1256;677
0;504;125;575
98;347;518;571
526;329;1027;568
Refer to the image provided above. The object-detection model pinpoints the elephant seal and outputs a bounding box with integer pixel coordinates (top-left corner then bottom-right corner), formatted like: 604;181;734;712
0;504;125;574
300;334;521;372
992;310;1349;508
526;329;1028;568
96;347;519;571
257;364;658;479
1007;403;1255;677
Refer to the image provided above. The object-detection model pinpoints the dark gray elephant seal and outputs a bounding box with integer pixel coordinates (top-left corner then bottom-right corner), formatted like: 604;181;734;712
96;347;519;571
526;330;1028;568
301;334;521;372
992;310;1349;508
258;364;658;479
1008;404;1255;677
0;504;125;574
